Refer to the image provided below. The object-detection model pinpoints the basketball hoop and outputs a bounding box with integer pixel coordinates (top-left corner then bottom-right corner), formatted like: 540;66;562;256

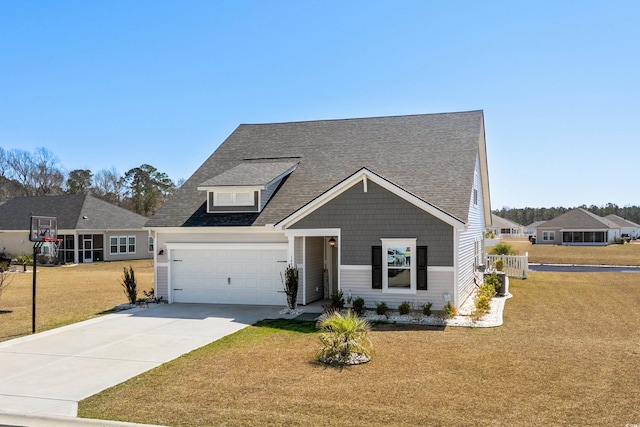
42;237;63;243
29;215;60;334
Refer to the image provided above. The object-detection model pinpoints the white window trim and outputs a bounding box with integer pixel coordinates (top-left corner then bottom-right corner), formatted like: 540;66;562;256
110;235;136;255
542;231;555;241
212;190;255;207
381;238;417;294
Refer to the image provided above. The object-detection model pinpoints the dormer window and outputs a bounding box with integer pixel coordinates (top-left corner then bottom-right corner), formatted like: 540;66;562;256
198;161;298;214
207;190;259;212
214;191;254;207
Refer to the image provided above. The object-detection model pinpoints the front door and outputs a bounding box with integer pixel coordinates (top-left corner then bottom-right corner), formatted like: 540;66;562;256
83;236;93;263
324;237;339;299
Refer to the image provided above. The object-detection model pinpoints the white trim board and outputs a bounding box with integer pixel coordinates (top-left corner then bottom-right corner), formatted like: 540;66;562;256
165;243;288;251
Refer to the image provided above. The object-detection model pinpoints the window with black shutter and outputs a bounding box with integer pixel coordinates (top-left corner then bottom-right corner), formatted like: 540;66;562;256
372;246;382;289
417;246;428;290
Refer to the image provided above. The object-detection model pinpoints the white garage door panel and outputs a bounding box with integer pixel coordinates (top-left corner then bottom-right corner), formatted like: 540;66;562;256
171;248;288;305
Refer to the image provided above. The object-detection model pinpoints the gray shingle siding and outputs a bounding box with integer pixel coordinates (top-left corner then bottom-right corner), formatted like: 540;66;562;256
289;181;453;266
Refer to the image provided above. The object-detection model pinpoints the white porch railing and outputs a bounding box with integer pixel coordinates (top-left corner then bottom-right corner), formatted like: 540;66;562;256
486;253;528;279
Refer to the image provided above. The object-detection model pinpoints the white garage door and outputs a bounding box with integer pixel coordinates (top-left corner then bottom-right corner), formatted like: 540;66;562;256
170;247;289;305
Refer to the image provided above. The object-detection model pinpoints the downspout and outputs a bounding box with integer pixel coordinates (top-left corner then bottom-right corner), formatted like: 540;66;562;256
453;228;459;309
150;229;158;298
301;237;306;305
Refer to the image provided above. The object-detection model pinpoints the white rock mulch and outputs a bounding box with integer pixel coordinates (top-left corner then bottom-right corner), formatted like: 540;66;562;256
364;293;513;328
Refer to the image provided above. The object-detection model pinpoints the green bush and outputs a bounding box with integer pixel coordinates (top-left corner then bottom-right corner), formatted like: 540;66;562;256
473;275;498;321
494;258;504;271
121;265;138;305
316;309;372;365
474;294;492;312
398;301;411;315
489;242;516;255
375;301;389;316
422;302;433;316
352;297;366;317
484;272;502;294
330;290;345;311
14;254;33;265
444;302;457;318
0;263;13;304
282;264;299;310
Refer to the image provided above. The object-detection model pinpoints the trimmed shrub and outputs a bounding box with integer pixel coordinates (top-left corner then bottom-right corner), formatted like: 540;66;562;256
330;290;345;311
422;302;433;316
375;301;389;317
444;302;457;318
494;258;504;271
484;272;502;295
352;297;366;317
398;301;411;315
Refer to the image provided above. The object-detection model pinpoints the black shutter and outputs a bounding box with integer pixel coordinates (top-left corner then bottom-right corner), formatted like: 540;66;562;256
372;246;382;289
417;246;428;290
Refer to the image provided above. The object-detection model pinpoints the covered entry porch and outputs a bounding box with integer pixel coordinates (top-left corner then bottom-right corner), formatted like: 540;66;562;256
286;229;340;306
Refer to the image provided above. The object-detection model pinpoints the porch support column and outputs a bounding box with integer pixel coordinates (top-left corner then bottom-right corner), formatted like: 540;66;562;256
73;233;79;264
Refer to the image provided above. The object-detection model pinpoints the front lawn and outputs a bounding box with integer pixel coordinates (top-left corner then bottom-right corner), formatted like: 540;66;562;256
0;260;153;341
79;271;640;426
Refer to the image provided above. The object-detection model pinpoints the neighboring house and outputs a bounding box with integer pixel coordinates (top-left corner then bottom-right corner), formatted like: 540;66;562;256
525;220;546;237
0;195;153;263
604;214;640;239
489;214;525;238
146;111;492;310
535;208;621;245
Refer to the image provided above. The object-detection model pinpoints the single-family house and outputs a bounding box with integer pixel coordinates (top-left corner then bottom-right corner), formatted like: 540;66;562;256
489;214;525;238
535;208;621;245
0;194;153;263
525;220;546;237
146;111;492;310
604;214;640;239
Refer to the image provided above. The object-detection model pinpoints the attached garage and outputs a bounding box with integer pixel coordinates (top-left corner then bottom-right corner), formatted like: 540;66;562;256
168;244;289;305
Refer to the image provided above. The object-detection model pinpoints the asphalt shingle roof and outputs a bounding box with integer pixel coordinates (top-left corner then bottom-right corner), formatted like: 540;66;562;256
491;214;523;229
537;208;619;230
604;214;640;228
198;161;299;187
0;195;149;231
147;111;486;228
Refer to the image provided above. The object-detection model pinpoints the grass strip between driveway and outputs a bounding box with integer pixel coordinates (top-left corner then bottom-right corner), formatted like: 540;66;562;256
79;271;640;427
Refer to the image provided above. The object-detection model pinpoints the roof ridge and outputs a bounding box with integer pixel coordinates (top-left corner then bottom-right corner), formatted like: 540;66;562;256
239;110;484;127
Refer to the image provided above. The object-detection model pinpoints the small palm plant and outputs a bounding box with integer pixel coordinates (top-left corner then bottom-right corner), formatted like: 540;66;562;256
316;309;372;365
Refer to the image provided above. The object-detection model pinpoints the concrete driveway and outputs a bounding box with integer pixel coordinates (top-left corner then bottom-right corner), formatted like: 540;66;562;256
0;303;290;418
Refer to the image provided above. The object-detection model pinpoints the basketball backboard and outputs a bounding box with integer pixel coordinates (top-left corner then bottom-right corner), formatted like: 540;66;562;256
29;216;58;243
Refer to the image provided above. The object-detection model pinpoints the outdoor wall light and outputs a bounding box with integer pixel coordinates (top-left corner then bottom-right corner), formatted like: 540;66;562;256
328;237;336;247
158;249;164;255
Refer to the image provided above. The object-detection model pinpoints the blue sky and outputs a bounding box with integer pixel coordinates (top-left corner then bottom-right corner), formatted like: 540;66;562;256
1;1;638;209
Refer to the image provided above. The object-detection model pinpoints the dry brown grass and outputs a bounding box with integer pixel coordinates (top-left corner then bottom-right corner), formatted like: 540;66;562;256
79;271;640;427
0;260;153;341
494;237;640;266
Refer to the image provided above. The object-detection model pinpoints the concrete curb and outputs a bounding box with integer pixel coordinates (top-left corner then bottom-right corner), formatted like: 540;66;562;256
0;411;168;427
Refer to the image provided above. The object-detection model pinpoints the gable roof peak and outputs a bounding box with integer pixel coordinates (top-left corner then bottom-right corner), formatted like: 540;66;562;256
240;110;484;127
